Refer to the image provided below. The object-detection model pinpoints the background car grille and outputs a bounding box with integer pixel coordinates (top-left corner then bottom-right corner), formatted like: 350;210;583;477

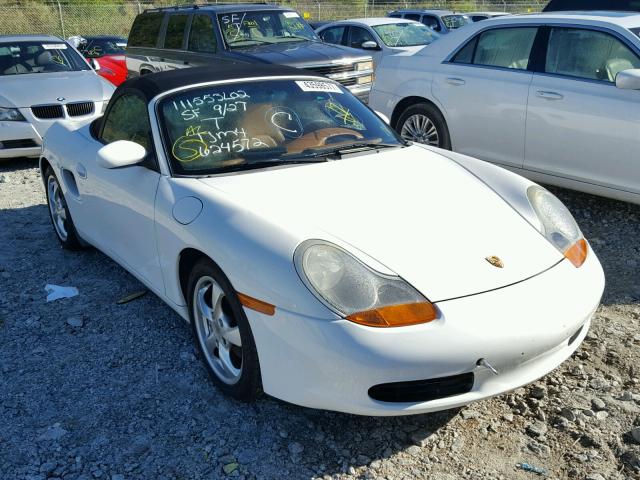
66;101;95;117
304;63;354;76
31;105;64;120
0;139;38;149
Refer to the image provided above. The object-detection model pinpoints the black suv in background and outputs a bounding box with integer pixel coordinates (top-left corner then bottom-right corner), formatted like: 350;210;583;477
543;0;640;11
126;4;374;101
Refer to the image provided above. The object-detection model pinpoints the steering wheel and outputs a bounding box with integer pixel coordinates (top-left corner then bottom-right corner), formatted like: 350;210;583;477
287;127;364;152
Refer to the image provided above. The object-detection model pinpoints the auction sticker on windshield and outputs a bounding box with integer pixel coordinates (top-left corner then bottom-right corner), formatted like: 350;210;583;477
296;80;342;93
43;43;67;50
283;11;300;18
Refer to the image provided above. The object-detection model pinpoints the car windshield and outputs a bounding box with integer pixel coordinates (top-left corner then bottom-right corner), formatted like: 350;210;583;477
81;38;127;58
441;15;471;30
0;41;90;76
373;22;440;47
160;79;403;175
218;10;318;48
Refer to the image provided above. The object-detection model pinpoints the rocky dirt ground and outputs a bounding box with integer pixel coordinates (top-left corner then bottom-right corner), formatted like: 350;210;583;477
1;158;639;480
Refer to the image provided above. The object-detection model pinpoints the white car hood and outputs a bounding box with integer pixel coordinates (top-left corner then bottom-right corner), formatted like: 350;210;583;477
199;146;563;301
0;71;113;108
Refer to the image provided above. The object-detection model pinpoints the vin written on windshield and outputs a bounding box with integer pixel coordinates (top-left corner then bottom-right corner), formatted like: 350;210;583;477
218;10;318;47
159;79;402;175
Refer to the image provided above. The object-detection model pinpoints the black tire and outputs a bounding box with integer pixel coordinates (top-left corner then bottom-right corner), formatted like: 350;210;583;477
187;258;261;401
43;167;82;250
395;102;452;150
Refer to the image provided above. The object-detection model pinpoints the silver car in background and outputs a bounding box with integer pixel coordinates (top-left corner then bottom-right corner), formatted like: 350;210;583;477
0;35;114;159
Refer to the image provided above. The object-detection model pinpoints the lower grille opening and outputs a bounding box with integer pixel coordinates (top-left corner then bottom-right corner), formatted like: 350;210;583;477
0;139;38;149
369;372;474;403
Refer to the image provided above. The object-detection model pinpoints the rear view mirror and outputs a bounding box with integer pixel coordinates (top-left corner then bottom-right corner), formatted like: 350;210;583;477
616;69;640;90
362;41;379;50
97;140;146;169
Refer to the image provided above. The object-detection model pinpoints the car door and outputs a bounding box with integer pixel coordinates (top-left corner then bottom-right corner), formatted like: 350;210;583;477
182;12;237;68
75;92;164;290
431;26;539;168
318;25;347;46
346;26;383;65
525;26;640;195
158;13;191;71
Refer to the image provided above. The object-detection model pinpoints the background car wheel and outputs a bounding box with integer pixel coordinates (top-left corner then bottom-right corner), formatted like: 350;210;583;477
187;259;261;401
396;103;451;150
44;168;82;250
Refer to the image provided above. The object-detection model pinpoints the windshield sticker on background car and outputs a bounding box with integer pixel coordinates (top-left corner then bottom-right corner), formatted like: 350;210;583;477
295;80;342;93
172;125;270;163
265;107;303;138
43;43;67;50
324;100;365;130
283;11;300;18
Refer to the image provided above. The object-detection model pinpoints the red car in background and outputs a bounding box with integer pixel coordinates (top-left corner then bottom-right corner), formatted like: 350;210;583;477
72;36;128;86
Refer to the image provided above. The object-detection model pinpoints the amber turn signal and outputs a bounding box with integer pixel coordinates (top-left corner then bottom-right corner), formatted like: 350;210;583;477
237;292;275;316
346;302;438;328
564;238;588;268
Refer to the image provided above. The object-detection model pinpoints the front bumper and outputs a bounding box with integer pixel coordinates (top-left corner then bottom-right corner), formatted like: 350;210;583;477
0;103;106;159
0;121;42;158
246;249;604;416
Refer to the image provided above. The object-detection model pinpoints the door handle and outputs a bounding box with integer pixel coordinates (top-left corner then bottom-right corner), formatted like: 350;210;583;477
536;90;564;100
446;77;466;86
76;163;87;179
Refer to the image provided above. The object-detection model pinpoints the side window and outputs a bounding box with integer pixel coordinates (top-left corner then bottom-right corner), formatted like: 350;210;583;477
101;94;152;151
422;16;440;31
405;14;421;21
320;26;346;45
163;14;189;50
545;27;640;82
188;14;217;53
451;36;477;64
128;13;163;48
348;27;375;49
474;27;538;70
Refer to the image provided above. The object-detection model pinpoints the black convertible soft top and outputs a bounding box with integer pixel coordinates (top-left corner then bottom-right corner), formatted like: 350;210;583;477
119;64;317;102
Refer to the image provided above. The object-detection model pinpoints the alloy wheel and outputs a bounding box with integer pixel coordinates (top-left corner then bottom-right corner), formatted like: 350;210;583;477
400;114;440;146
192;276;243;385
47;176;68;241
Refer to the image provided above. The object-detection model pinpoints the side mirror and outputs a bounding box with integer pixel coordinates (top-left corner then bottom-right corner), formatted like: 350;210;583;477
361;40;380;50
375;110;390;125
97;140;146;169
615;69;640;90
90;58;100;71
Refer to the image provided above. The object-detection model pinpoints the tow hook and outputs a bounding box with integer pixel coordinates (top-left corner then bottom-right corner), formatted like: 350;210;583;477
476;358;499;376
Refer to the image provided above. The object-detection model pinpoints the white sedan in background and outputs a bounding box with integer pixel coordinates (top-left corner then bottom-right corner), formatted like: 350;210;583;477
0;35;114;159
316;18;440;68
370;12;640;204
41;64;604;416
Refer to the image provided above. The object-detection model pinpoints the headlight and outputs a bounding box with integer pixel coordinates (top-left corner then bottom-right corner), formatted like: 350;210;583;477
356;74;373;85
527;185;588;268
295;240;437;327
357;60;373;71
0;107;25;122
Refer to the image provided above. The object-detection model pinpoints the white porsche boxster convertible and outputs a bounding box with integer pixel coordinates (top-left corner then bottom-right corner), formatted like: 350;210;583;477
41;65;605;416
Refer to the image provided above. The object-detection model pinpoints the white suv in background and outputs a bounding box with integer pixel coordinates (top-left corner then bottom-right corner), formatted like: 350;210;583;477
369;12;640;204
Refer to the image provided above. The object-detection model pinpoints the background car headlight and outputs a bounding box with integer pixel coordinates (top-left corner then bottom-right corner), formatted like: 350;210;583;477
527;185;588;268
295;240;437;327
357;60;373;71
0;107;25;121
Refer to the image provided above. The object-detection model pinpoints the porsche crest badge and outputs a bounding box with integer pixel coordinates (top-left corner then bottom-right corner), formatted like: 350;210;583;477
485;256;504;268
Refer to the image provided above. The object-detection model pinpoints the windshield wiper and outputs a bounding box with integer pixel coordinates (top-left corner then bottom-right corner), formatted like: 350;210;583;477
226;38;277;47
295;142;404;159
200;158;328;175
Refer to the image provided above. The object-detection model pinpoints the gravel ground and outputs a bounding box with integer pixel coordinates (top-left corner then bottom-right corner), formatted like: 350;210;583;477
1;158;639;480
